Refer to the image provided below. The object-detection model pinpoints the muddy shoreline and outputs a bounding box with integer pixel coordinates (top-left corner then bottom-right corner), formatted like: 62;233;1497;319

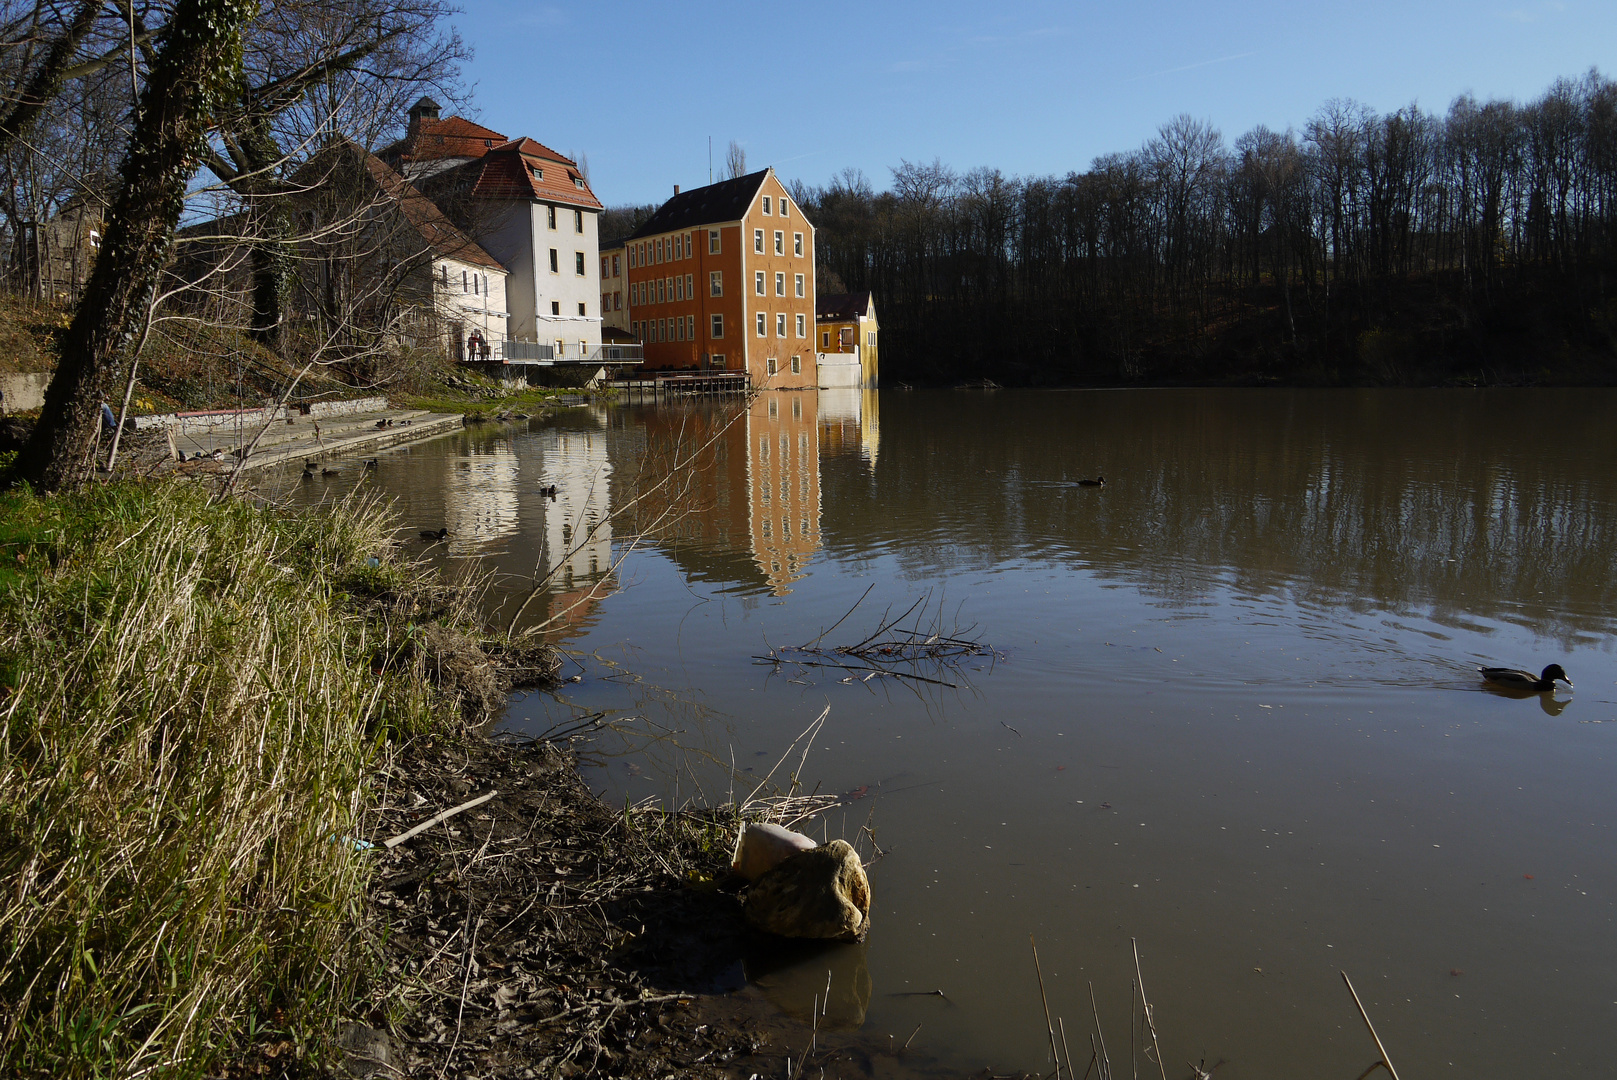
345;731;1033;1080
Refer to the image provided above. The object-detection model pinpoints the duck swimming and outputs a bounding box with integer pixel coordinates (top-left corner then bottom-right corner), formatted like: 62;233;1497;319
1479;664;1572;692
1076;475;1105;487
419;528;448;541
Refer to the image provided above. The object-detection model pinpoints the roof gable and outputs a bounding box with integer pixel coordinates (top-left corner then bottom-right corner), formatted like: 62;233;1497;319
816;291;874;320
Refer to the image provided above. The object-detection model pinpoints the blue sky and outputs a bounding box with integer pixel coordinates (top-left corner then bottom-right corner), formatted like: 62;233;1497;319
445;0;1615;208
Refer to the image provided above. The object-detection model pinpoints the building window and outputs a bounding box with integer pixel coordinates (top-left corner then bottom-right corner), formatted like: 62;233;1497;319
794;273;804;297
578;301;586;315
776;313;786;337
461;269;467;293
711;313;724;338
710;352;725;367
575;209;583;233
686;315;694;338
531;165;543;180
601;256;608;277
709;229;720;254
756;312;766;336
774;230;784;255
774;272;784;296
440;264;448;287
613;254;620;276
762;195;772;215
794;232;803;257
551;301;560;315
549;249;558;273
781;199;790;219
473;273;480;295
675;276;683;301
685;273;693;299
573;176;585;188
575;251;585;275
767;357;778;375
822;331;830;348
796;313;806;337
547;206;556;229
753;228;763;253
614;291;621;310
710;271;722;296
754;271;764;295
790;355;801;374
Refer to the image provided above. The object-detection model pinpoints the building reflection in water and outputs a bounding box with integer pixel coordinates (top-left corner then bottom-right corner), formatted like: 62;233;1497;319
537;426;612;594
817;387;879;467
443;443;521;554
749;392;821;595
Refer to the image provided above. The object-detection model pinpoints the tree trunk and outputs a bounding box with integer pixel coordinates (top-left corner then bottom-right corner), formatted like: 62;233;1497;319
13;0;251;492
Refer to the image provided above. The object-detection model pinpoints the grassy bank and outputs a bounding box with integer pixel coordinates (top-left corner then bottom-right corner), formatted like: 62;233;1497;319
0;482;449;1078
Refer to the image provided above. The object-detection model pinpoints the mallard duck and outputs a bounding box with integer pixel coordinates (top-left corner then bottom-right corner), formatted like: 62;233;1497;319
364;458;378;470
419;528;448;541
300;465;314;480
539;484;558;498
1077;475;1105;487
321;466;338;477
1480;664;1572;692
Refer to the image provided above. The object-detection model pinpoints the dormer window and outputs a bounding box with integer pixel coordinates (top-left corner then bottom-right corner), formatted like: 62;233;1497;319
573;176;585;189
530;165;543;180
485;139;493;147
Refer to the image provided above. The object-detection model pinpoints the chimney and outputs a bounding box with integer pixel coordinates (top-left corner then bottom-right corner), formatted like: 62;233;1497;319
673;184;681;195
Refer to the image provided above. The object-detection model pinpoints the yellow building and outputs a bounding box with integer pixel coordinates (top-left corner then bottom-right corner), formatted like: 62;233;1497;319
814;291;878;388
599;239;627;333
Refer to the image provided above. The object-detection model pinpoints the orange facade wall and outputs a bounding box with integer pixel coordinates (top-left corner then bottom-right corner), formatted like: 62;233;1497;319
625;171;815;389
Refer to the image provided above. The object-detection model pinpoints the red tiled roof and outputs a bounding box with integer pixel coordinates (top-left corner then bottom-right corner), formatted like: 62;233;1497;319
465;144;604;211
380;115;509;164
361;153;505;271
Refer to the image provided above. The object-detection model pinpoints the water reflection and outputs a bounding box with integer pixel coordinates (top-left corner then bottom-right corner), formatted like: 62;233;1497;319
283;388;1617;1078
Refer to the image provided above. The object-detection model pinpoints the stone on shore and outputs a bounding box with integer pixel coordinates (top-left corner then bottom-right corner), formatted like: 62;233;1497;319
743;839;871;942
730;820;817;881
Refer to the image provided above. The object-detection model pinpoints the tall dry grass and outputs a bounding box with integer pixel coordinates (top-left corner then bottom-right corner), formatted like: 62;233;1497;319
0;482;435;1078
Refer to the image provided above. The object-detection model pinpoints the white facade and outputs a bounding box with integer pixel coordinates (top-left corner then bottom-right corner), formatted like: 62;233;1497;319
434;256;509;358
483;201;601;359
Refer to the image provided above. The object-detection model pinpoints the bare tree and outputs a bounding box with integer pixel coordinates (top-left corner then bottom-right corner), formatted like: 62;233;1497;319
724;139;746;180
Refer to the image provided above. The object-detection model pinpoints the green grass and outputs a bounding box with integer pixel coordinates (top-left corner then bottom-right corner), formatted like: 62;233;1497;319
400;381;605;419
0;482;440;1078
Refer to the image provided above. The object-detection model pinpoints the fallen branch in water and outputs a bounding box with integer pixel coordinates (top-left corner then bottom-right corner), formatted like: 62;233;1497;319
755;588;998;689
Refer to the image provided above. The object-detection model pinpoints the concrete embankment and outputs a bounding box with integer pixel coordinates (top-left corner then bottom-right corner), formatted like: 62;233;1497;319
133;397;464;469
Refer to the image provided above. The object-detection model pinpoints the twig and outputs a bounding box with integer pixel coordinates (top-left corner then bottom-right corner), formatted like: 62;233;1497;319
1132;938;1167;1080
1089;982;1111;1080
1341;971;1403;1080
902;1022;922;1050
1032;935;1063;1080
382;790;498;849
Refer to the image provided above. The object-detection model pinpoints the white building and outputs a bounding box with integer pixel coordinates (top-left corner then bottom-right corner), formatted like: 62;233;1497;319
383;100;604;362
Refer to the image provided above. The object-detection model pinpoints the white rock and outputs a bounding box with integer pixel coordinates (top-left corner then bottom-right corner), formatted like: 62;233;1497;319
730;821;817;881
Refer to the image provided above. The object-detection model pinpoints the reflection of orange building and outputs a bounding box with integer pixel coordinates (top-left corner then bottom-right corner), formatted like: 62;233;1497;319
625;393;822;595
747;392;820;594
623;169;816;387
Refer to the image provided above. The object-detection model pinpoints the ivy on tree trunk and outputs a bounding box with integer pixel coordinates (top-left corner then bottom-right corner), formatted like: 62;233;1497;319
13;0;252;492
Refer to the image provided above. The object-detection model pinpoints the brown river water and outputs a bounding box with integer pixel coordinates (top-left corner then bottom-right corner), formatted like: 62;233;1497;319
283;388;1617;1078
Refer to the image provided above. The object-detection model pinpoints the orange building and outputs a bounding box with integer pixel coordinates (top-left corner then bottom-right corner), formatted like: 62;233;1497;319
624;168;816;388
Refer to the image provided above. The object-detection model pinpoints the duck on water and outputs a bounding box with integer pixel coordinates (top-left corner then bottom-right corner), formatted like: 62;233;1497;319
1479;664;1572;692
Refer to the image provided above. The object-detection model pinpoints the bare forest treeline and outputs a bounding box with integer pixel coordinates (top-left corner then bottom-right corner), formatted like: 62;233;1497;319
791;70;1617;386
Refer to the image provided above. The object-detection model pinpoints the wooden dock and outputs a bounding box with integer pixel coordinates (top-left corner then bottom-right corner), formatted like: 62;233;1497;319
607;371;751;400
